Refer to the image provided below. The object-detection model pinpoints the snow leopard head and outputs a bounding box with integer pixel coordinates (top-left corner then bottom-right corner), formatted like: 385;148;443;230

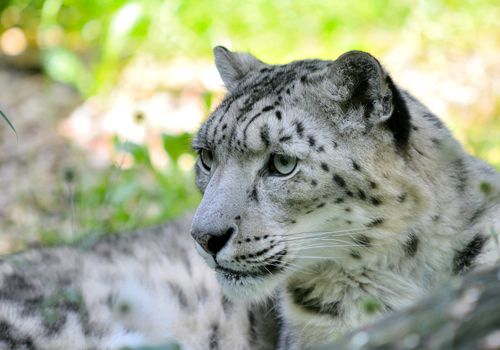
191;47;420;300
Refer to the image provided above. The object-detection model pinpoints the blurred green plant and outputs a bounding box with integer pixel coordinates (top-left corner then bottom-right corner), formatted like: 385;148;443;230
50;132;200;246
2;0;498;95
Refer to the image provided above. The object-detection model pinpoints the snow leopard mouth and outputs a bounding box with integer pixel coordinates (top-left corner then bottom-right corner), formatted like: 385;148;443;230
215;249;288;281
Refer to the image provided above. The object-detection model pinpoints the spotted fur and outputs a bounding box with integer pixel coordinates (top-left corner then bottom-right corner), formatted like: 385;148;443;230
191;47;500;349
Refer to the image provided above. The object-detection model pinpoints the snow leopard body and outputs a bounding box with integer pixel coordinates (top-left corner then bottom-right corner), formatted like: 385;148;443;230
1;47;499;350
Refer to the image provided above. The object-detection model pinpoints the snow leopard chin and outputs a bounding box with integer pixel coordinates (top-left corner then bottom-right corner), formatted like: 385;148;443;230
216;269;287;301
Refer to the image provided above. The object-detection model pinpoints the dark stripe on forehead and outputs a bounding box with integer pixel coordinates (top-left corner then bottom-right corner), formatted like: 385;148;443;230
201;60;329;148
243;112;265;145
206;99;233;145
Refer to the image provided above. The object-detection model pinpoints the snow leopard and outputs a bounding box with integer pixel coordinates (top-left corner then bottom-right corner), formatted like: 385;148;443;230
1;47;499;350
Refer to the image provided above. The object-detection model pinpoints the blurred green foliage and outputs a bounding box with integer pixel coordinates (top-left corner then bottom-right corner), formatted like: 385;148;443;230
1;0;498;94
55;133;200;244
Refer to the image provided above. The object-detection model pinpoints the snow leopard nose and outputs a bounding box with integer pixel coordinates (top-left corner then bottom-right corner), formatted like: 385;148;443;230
191;225;236;256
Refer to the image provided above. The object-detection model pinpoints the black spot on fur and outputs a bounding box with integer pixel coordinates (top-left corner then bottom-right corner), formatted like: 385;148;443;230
333;174;346;187
262;105;274;112
403;232;419;257
0;321;35;349
295;121;304;138
453;235;488;274
308;136;316;147
385;75;412;151
423;112;444;129
451;158;468;193
221;123;227;130
3;274;33;291
350;251;361;259
357;189;366;200
469;207;485;225
288;286;340;317
311;179;318;186
354;235;371;247
300;75;307;82
352;161;361;171
168;282;189;308
260;125;270;147
43;313;68;336
234;215;241;221
366;218;384;227
222;295;233;313
370;197;382;206
320;163;329;172
369;181;377;189
209;323;219;350
335;198;344;204
346;190;354;197
279;135;292;142
397;192;407;202
317;145;325;152
316;203;325;209
275;110;282;120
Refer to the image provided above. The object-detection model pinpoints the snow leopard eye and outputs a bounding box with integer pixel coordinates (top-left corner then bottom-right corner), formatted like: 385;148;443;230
199;149;214;171
269;154;298;176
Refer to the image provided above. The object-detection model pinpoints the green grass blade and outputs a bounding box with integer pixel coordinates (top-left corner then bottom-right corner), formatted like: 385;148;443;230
0;109;17;138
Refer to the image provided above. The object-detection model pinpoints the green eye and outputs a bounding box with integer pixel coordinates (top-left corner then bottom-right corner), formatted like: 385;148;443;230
200;149;214;171
270;154;298;176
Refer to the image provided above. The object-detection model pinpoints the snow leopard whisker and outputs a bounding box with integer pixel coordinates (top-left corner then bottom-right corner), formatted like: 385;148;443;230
286;244;380;253
260;259;313;274
284;237;356;245
280;230;369;242
279;227;369;237
292;255;344;260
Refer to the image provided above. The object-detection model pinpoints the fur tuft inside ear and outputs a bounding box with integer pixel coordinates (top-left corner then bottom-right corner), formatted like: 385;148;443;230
213;46;265;91
329;50;393;125
329;50;411;151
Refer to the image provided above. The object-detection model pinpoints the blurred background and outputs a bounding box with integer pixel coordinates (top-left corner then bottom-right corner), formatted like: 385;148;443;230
0;0;499;254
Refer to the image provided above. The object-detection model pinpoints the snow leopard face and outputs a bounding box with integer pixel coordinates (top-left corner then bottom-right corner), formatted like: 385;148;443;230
191;47;416;299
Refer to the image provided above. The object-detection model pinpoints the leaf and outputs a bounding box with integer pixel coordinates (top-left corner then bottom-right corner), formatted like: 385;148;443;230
161;133;192;163
114;138;151;165
0;109;17;138
42;47;93;94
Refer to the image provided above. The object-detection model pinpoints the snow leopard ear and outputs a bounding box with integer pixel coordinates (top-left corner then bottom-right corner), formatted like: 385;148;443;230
329;50;393;125
213;46;265;92
328;50;411;150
